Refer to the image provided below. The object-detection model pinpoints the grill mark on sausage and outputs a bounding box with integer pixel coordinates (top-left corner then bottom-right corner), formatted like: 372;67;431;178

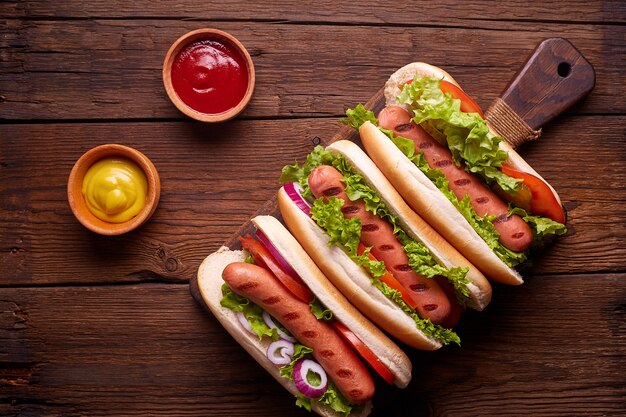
454;178;471;186
282;312;300;321
379;244;395;251
320;349;334;358
394;264;413;272
512;232;526;239
323;187;342;197
350;389;364;398
395;123;413;132
262;296;281;305
435;160;452;167
337;369;353;378
302;330;318;338
476;196;490;204
362;223;379;232
341;205;359;214
410;283;429;292
236;281;258;291
423;304;439;311
419;142;432;149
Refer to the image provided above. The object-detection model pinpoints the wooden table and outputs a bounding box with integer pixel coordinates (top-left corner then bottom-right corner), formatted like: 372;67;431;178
2;2;625;416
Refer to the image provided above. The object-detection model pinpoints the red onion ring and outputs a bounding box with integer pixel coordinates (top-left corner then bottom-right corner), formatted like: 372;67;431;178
255;229;301;280
262;311;297;342
293;359;328;398
266;340;295;366
284;182;312;216
236;312;255;335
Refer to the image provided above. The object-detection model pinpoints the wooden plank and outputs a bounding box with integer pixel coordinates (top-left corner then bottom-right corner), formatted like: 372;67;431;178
1;274;625;416
0;20;622;121
0;118;329;285
1;0;624;24
1;115;625;286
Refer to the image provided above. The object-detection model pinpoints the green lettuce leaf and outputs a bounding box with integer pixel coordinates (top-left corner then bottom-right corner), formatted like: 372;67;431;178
509;207;567;239
220;284;280;341
311;197;362;255
404;241;470;299
345;109;529;268
397;77;522;193
304;152;463;343
343;103;378;130
317;385;360;417
280;145;335;196
378;280;460;345
392;133;530;267
310;196;387;279
309;299;333;321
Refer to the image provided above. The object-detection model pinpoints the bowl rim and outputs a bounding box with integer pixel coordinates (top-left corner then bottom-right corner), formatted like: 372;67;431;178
162;28;256;123
67;144;161;235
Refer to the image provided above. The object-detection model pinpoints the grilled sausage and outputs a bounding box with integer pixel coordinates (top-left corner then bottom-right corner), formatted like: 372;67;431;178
378;105;533;253
222;262;375;404
308;164;456;326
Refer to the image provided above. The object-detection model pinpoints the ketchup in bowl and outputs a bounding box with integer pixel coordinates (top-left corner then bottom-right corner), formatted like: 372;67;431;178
163;29;255;122
171;38;249;114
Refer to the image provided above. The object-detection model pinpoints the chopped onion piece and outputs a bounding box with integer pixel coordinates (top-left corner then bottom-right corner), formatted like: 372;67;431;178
284;182;311;216
236;312;255;335
255;229;301;280
266;340;295;366
293;359;328;398
262;311;297;342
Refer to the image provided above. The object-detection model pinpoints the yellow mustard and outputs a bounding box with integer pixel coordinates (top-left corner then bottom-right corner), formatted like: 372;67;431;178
82;157;147;223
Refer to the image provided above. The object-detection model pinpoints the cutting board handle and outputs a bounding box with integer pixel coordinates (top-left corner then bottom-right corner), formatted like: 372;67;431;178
498;37;595;131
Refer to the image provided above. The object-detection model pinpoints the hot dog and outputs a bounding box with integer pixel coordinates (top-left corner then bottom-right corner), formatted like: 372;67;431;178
222;262;374;404
279;140;492;350
308;164;453;325
350;62;568;285
197;215;411;417
378;106;534;253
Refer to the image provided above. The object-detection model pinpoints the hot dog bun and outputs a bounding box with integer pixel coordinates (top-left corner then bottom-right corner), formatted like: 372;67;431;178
197;216;412;416
360;121;523;285
361;62;564;285
385;62;562;206
278;140;492;350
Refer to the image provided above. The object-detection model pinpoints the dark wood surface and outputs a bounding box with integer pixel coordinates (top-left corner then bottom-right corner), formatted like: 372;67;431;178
1;2;625;416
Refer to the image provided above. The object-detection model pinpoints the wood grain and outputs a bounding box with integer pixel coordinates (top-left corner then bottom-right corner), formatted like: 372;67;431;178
1;0;624;24
1;2;625;416
2;115;625;286
1;20;622;121
499;37;596;130
1;275;624;416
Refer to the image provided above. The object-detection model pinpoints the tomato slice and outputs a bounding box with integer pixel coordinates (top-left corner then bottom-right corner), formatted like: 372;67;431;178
331;320;395;385
439;80;485;119
239;235;315;303
405;78;485;118
357;243;418;310
501;164;565;223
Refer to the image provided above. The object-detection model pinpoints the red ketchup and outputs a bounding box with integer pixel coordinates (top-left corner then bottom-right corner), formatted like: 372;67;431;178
171;38;249;114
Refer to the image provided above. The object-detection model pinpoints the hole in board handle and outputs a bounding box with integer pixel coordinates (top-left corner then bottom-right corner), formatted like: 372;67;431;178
557;62;572;78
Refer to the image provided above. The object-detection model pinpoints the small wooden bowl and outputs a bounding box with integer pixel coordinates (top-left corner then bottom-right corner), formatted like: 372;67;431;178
67;144;160;236
162;28;255;123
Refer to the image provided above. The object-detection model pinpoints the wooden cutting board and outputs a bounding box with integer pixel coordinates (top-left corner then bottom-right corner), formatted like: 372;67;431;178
188;37;595;414
191;37;594;301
